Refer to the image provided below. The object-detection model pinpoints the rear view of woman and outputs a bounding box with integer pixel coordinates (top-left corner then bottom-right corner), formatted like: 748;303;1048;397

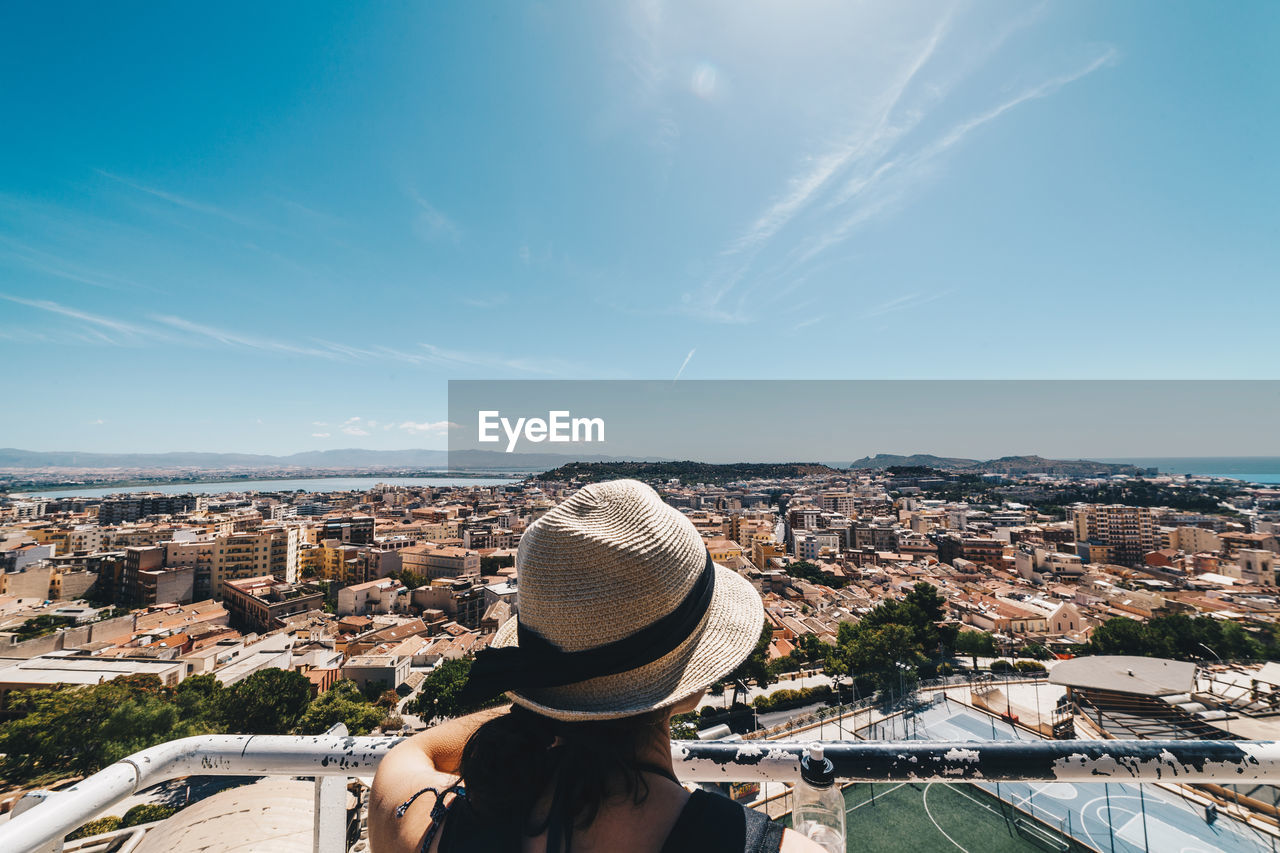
370;479;825;852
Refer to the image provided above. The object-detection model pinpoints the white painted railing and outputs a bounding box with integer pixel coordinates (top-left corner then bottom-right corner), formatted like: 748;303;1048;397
3;735;1280;853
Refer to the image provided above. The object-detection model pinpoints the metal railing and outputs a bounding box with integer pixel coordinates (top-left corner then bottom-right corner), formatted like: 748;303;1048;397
4;734;1280;853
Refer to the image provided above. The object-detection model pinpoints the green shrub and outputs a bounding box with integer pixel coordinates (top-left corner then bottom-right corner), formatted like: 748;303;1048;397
121;803;176;827
1013;660;1047;674
990;659;1014;673
751;684;834;713
67;816;122;840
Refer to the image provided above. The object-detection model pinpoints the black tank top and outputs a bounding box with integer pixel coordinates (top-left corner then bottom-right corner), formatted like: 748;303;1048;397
404;767;785;853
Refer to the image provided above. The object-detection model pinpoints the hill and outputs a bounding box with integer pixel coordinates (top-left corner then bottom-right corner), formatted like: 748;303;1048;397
846;454;977;470
847;453;1150;477
537;461;839;485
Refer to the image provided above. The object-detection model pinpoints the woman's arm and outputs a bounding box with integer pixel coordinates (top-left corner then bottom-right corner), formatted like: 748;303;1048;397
368;706;511;853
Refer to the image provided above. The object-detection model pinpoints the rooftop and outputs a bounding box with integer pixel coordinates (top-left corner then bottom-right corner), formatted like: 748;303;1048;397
1050;655;1197;697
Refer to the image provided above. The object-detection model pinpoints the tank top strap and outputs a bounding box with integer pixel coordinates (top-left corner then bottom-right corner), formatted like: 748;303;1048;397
659;790;784;853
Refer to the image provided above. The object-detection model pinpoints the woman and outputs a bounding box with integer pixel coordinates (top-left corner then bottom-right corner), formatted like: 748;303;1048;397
370;479;825;853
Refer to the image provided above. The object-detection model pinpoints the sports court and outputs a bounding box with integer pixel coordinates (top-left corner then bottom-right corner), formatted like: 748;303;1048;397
871;697;1277;853
833;780;1073;852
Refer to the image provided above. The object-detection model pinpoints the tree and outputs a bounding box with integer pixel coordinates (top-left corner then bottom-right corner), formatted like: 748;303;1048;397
725;625;776;690
955;630;996;669
481;555;514;574
840;623;922;696
299;680;387;736
904;582;948;624
1086;617;1166;657
174;673;226;727
0;675;203;785
226;669;313;735
783;561;850;589
413;658;508;722
670;712;699;740
390;569;429;590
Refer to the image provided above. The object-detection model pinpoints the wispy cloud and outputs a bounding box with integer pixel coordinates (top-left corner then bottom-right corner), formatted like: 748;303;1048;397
311;432;331;438
623;0;679;152
1;293;158;343
97;170;259;228
417;343;579;376
862;290;955;319
672;347;695;382
725;15;952;263
683;10;1109;327
150;314;343;359
459;292;509;309
0;236;152;293
788;316;823;334
797;47;1118;267
689;14;954;321
6;293;578;377
340;416;369;437
410;190;462;243
398;420;457;435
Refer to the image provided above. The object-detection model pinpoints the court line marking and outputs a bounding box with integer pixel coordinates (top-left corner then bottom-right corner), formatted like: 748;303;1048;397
1008;785;1066;823
845;782;907;814
923;783;972;853
948;784;1007;819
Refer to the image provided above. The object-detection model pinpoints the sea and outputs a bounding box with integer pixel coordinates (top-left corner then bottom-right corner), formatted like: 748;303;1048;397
1102;457;1280;485
15;475;521;500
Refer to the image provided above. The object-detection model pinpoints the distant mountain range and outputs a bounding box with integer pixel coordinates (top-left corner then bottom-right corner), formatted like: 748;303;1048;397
845;453;1153;476
0;448;666;472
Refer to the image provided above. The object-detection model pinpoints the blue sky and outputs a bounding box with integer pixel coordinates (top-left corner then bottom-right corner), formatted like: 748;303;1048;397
2;2;1278;455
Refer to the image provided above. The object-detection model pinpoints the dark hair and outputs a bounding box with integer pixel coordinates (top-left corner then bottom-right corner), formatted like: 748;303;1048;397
459;704;671;838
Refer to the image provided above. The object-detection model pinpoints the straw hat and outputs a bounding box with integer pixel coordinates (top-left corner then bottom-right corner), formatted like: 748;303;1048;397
490;479;764;721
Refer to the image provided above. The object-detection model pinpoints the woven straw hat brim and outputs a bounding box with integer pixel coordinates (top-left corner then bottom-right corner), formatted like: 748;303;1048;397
492;562;764;722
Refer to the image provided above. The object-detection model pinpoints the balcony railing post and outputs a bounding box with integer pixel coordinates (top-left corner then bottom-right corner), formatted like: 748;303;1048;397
314;724;349;853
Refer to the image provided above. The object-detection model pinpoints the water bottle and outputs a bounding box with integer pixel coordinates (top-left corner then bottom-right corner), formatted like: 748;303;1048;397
792;743;845;852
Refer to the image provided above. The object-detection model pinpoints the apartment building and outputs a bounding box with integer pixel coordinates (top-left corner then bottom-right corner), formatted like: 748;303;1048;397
1239;549;1278;586
98;494;202;525
462;526;516;550
222;576;325;634
136;564;195;607
31;525;104;556
337;578;407;616
314;515;375;545
400;543;480;580
208;527;300;596
1073;504;1156;566
793;530;839;561
1168;526;1222;555
819;493;859;515
314;542;402;587
411;578;486;629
